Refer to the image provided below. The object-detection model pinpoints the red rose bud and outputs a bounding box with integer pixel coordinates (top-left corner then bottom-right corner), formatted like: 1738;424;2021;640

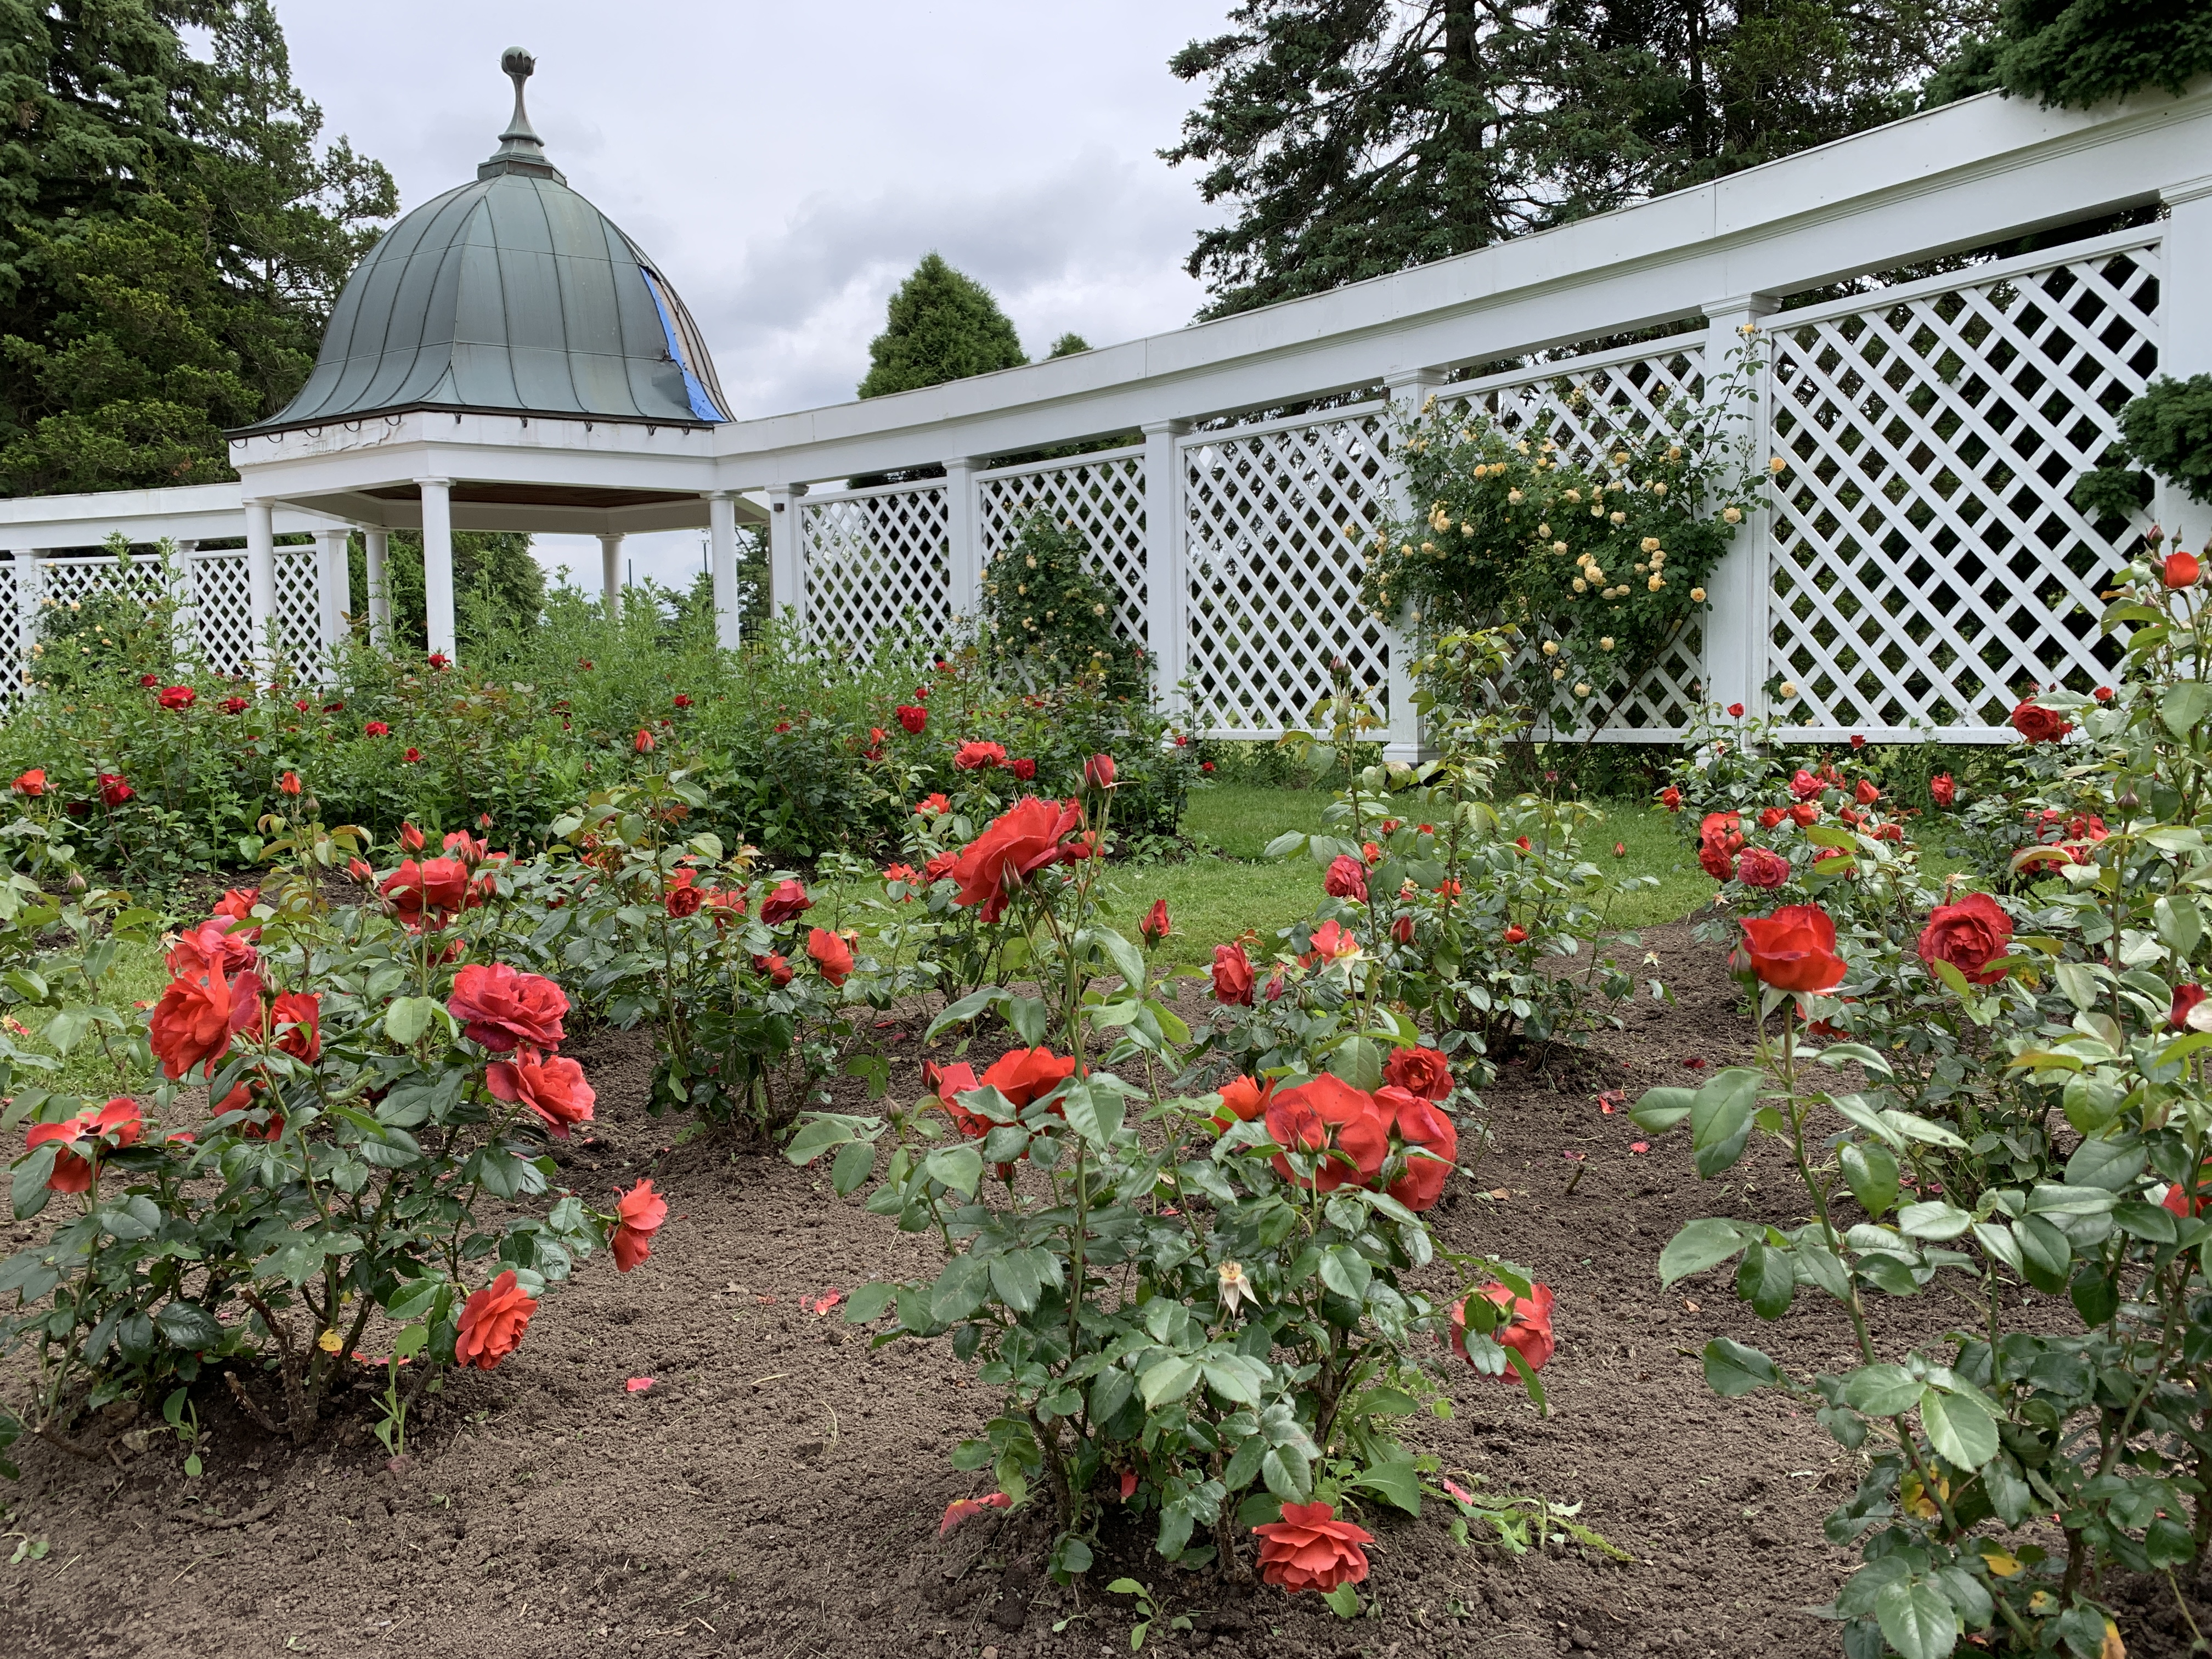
278;771;302;795
2165;549;2201;589
400;821;426;854
1930;774;1955;808
1612;840;1626;857
1503;924;1527;944
1085;753;1116;789
1726;702;1745;718
634;728;655;753
1141;899;1170;946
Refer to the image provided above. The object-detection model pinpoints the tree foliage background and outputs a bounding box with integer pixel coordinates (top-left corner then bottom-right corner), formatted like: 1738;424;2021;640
1160;0;2008;319
857;252;1029;399
0;0;396;496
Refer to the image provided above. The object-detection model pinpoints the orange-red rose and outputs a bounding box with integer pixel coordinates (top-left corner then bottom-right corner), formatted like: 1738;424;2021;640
1378;1085;1457;1211
1382;1045;1451;1101
612;1178;669;1271
1916;891;2013;986
807;927;854;986
979;1046;1077;1109
1211;1074;1275;1132
2010;699;2072;744
1211;943;1255;1005
488;1048;596;1136
447;963;568;1053
381;856;473;926
1266;1075;1389;1194
1736;904;1846;992
1252;1502;1373;1594
950;797;1085;924
25;1098;142;1193
759;879;812;925
270;991;320;1065
149;957;263;1080
454;1269;537;1369
1452;1281;1557;1377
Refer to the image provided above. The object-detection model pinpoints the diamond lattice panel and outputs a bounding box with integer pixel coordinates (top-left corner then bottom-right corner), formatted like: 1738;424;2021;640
800;485;951;661
1769;241;2159;735
191;553;253;675
1448;348;1709;737
1181;414;1390;734
0;567;22;706
273;548;324;669
979;450;1149;644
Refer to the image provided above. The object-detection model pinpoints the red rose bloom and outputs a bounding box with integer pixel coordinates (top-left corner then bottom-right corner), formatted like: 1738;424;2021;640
1503;923;1528;945
1010;757;1036;781
1659;787;1682;812
673;693;692;708
979;1046;1078;1109
2165;549;2200;589
402;748;422;763
1452;1282;1557;1377
1697;811;1745;881
454;1270;537;1370
2011;699;2072;744
1758;806;1786;829
12;769;44;797
488;1048;596;1137
2173;984;2209;1030
211;885;261;938
270;991;320;1065
924;850;958;882
1266;1075;1389;1194
149;954;264;1081
753;952;793;988
950;797;1085;924
1854;779;1880;805
157;685;195;710
1380;1086;1458;1211
1916;891;2013;986
1736;904;1846;992
1789;802;1819;827
925;1061;988;1136
1930;774;1955;808
363;720;390;737
759;879;812;925
665;872;704;918
98;773;133;807
447;963;568;1053
26;1098;142;1193
807;927;855;987
381;856;473;926
221;696;248;714
896;704;928;734
1253;1502;1373;1594
1726;702;1745;718
1382;1045;1452;1101
612;1178;668;1271
1211;943;1255;1006
953;740;1007;770
1788;769;1821;802
1323;854;1369;901
1734;847;1790;889
915;792;950;816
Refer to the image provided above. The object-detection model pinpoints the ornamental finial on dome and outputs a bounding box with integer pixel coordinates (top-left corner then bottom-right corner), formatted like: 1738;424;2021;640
480;47;565;183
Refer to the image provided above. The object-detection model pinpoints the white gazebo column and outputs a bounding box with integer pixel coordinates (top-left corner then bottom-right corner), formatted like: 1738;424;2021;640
1381;370;1444;762
597;532;624;620
417;477;456;661
1142;421;1188;713
363;529;392;641
704;491;740;647
244;497;278;673
315;528;351;673
1700;295;1781;723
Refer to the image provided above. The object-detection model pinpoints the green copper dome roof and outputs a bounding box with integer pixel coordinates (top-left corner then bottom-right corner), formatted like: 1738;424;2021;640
241;50;729;435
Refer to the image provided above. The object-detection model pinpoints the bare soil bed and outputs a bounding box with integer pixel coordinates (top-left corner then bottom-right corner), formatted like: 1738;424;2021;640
3;921;2202;1658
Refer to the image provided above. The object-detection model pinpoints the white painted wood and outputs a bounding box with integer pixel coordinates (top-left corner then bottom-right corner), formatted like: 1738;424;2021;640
1383;369;1446;760
706;493;740;647
766;484;802;631
417;478;456;661
2160;176;2212;549
1701;297;1780;721
364;530;392;639
598;532;624;620
1142;422;1187;712
315;528;351;672
941;459;981;624
244;498;277;671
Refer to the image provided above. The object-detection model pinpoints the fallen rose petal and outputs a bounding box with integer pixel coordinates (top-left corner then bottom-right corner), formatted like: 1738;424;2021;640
1442;1478;1475;1504
811;1289;844;1316
625;1377;655;1393
939;1492;1014;1537
1682;1056;1707;1069
1630;1141;1650;1154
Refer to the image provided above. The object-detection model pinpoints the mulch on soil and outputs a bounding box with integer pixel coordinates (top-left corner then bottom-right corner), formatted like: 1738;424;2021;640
2;919;2200;1658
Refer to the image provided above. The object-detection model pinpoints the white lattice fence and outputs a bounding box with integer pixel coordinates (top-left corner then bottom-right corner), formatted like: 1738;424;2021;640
1439;343;1711;737
189;552;255;675
798;482;951;660
1767;229;2160;737
273;547;328;668
978;448;1149;645
1180;407;1392;735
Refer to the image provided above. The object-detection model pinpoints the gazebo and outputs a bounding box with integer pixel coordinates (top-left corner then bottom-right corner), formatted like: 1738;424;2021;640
226;49;763;659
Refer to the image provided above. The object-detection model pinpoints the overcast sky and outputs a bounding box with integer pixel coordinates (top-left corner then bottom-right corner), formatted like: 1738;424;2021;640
275;1;1224;590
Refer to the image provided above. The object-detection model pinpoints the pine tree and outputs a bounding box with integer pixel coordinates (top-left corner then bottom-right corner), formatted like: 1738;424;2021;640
0;1;395;495
1164;1;1988;319
1926;0;2212;111
1047;332;1092;358
857;253;1028;398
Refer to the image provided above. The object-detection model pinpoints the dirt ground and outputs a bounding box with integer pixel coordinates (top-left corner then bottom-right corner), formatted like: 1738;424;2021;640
2;920;2203;1658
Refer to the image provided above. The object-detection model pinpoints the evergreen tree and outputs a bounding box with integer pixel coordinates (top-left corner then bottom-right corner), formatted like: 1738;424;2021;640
0;1;394;494
1163;1;1988;319
1047;332;1092;358
1926;1;2212;111
857;253;1028;398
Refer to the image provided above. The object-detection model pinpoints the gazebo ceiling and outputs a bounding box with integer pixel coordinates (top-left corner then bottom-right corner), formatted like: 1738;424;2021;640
234;49;730;439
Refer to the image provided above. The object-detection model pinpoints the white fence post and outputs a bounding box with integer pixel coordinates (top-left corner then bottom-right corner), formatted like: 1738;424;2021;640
1142;421;1188;718
768;484;805;634
2160;176;2212;550
12;550;43;687
1383;369;1444;761
1699;296;1780;723
943;458;981;628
